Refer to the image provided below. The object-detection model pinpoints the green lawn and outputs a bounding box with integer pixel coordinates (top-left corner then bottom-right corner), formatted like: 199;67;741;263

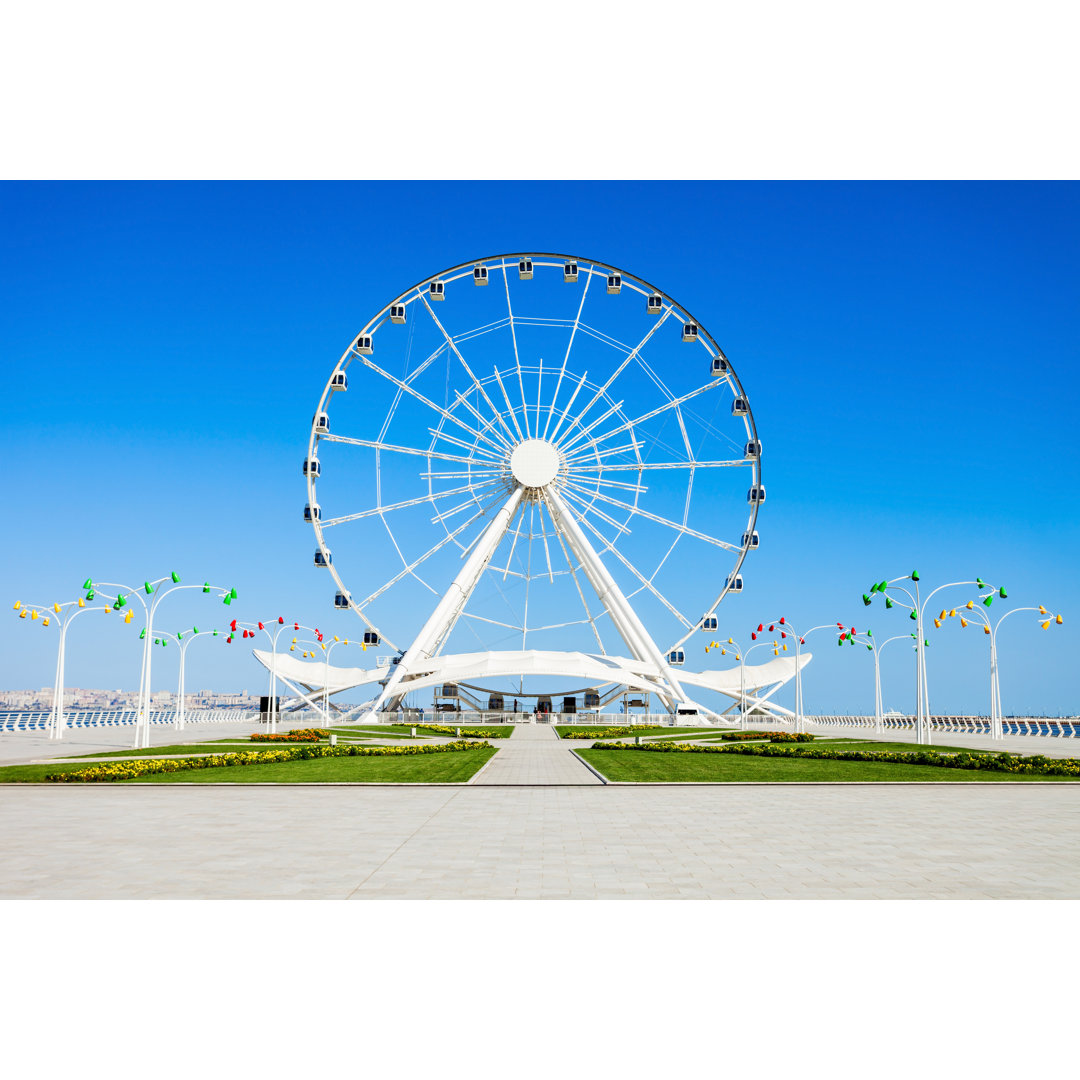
0;747;497;784
688;735;1012;756
578;749;1079;783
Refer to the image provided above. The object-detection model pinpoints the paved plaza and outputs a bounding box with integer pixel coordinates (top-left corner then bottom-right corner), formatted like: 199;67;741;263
2;719;1079;899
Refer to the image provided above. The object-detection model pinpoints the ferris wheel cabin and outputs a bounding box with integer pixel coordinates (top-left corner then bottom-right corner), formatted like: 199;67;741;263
354;335;372;355
518;259;533;279
744;439;761;458
647;294;663;315
747;485;766;504
667;649;686;666
314;549;332;567
711;356;730;376
563;262;579;283
362;631;379;645
682;322;699;342
702;615;718;632
303;457;321;479
731;398;749;417
389;304;406;324
726;574;744;593
304;502;320;522
606;274;621;294
334;592;351;610
429;280;445;300
742;529;760;549
473;265;489;286
331;371;348;391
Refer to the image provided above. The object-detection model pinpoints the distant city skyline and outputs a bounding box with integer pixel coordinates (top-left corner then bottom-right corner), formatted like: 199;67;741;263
2;181;1077;715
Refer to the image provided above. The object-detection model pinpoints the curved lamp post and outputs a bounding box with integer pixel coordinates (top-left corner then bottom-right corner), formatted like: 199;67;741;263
12;596;109;740
759;618;834;733
705;635;745;723
170;625;224;731
937;602;1063;738
232;618;323;733
86;574;237;748
862;573;1005;745
835;626;913;735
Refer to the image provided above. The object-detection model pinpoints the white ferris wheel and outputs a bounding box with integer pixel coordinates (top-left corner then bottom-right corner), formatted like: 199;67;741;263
304;254;765;717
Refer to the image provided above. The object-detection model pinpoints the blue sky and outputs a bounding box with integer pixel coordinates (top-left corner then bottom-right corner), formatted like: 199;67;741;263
2;181;1077;714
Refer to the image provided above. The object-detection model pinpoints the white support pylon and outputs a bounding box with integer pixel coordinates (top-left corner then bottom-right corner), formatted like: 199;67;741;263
368;486;524;713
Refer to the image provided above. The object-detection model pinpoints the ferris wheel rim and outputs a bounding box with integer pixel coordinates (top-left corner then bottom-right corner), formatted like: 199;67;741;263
305;252;763;659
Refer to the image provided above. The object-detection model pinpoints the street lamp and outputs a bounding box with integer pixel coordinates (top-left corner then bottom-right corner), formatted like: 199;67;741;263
85;574;237;748
232;618;326;732
705;635;746;723
835;626;913;735
12;596;109;740
862;573;1005;745
938;602;1063;738
170;625;224;731
760;618;835;733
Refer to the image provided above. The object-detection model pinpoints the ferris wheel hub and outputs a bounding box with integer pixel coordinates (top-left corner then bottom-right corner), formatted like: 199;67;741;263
509;438;561;489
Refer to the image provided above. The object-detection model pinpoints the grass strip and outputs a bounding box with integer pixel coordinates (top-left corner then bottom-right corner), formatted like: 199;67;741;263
578;749;1078;783
590;740;1080;777
42;739;492;783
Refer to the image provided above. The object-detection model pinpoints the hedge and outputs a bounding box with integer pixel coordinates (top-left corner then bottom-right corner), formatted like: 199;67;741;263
407;723;513;739
558;725;665;739
720;731;815;743
250;728;329;742
588;740;1080;777
45;739;492;783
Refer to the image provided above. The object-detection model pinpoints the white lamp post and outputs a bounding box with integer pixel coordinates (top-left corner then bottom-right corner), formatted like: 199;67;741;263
171;626;224;732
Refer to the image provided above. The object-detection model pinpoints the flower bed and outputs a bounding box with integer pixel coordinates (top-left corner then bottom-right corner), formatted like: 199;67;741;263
558;725;665;739
588;740;1080;777
45;739;491;783
250;728;329;742
408;723;513;739
719;731;815;743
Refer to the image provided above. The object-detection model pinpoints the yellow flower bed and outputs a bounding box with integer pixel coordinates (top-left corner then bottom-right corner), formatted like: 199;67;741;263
45;739;491;783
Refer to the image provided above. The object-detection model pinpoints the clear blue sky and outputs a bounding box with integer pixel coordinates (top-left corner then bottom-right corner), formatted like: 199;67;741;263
2;181;1077;714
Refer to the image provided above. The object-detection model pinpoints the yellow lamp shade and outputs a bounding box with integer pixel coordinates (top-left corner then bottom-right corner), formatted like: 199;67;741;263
939;610;946;620
289;645;295;651
1041;620;1051;629
1038;605;1047;615
782;644;788;651
30;610;37;620
721;648;726;655
78;598;85;608
12;601;20;610
736;654;741;661
960;618;968;627
934;618;941;628
362;644;367;651
292;637;297;644
949;609;956;617
19;610;26;618
1056;614;1063;624
53;603;61;614
727;637;733;644
983;625;990;635
344;639;349;646
42;617;50;627
320;643;326;651
334;635;340;642
773;649;779;656
124;611;133;624
966;600;974;610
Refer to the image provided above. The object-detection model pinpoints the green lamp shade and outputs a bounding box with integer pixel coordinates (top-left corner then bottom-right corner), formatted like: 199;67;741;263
230;588;238;599
139;628;146;639
203;582;210;593
223;595;232;606
983;595;993;607
112;600;121;611
193;626;199;634
153;638;159;645
862;594;872;606
924;639;930;647
866;644;873;651
867;629;873;637
117;594;126;607
909;610;917;620
171;571;181;583
869;582;879;593
999;587;1007;599
837;637;843;647
911;570;919;581
177;632;183;640
885;597;893;609
86;590;95;601
82;578;92;590
976;577;986;588
879;581;887;592
213;630;218;636
144;581;154;595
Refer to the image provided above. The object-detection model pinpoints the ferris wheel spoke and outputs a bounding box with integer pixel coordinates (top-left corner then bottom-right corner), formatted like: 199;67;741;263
558;310;673;441
451;388;515;452
559;486;633;538
561;439;645;469
419;290;519;451
561;478;738;551
546;371;590;446
491;365;526;442
578;457;747;471
359;501;499;608
559;379;722;457
552;397;626;457
359;355;508;457
563;494;694;629
321;432;498;469
562;473;647;495
431;482;501;525
497;261;532;439
542;268;593;440
536;498;556;583
500;501;526;581
426;426;505;463
322;482;488;529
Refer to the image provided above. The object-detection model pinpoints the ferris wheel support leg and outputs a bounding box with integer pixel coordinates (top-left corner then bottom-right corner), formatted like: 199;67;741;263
545;487;690;711
367;487;526;716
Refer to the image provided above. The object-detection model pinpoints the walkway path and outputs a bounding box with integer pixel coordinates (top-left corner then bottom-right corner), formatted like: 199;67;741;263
3;784;1077;898
472;722;600;785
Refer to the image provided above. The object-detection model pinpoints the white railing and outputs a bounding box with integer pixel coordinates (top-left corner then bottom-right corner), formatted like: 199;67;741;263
353;711;706;727
805;715;1080;737
0;709;258;733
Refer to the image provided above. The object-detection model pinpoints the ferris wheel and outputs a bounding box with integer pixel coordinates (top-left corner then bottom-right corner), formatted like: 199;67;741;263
304;253;763;713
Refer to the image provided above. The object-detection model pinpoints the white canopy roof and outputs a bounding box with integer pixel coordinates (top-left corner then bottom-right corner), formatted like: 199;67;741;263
252;648;810;700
